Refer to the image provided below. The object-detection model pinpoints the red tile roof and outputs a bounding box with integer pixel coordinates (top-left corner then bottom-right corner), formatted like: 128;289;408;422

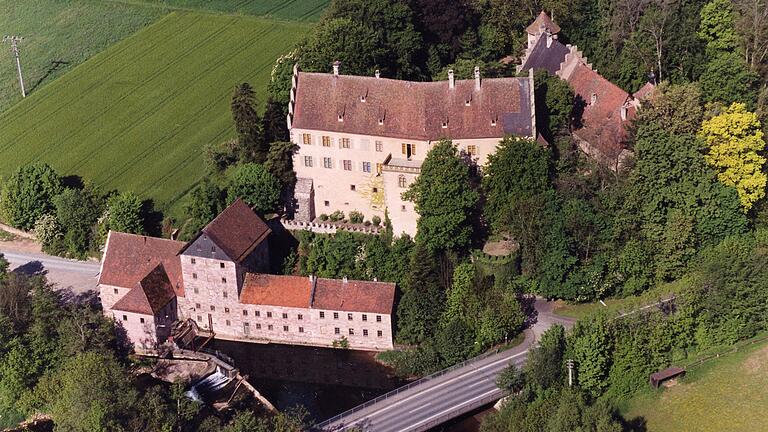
313;278;396;315
180;198;271;262
239;273;396;315
112;263;176;315
526;11;560;35
240;274;312;308
566;64;634;160
292;72;533;140
633;82;656;101
520;35;570;75
99;231;185;296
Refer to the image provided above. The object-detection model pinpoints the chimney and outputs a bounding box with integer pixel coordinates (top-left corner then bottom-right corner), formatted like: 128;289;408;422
590;93;597;106
343;276;348;283
474;66;481;90
309;274;318;307
373;277;378;282
333;60;341;76
620;106;628;121
375;69;380;78
448;69;455;89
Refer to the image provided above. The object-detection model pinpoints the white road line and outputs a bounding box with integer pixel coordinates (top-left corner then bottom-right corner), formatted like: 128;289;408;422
408;402;431;413
408;388;500;430
337;349;529;427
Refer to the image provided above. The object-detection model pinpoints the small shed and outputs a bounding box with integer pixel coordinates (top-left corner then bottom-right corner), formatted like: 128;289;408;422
649;367;686;388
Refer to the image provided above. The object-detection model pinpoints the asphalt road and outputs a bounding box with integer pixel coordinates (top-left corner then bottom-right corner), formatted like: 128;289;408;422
321;300;576;432
0;250;100;294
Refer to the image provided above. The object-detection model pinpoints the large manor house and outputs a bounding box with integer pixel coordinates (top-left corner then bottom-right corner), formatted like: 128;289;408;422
99;13;651;354
99;199;396;352
288;12;654;236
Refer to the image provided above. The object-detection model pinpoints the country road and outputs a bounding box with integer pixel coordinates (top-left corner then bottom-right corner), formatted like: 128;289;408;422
0;248;100;293
319;299;576;432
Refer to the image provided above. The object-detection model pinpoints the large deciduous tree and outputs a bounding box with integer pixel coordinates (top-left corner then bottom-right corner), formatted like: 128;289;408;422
403;140;479;254
700;102;767;211
106;192;144;234
52;187;103;258
396;241;445;344
226;163;281;215
300;18;384;76
1;162;62;231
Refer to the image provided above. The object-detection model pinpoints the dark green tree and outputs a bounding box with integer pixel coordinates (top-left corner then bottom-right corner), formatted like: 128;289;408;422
0;162;62;230
231;83;267;164
534;71;575;142
403;140;479;253
264;141;299;192
300;18;384;76
226;163;281;215
52;187;103;258
525;324;567;392
184;178;226;237
396;241;445;344
699;52;760;108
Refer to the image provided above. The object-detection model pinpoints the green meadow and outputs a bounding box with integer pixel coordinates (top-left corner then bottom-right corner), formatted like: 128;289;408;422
111;0;330;20
0;12;309;218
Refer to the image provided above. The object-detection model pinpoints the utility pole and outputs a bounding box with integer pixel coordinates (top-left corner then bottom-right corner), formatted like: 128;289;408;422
2;35;26;97
566;359;574;387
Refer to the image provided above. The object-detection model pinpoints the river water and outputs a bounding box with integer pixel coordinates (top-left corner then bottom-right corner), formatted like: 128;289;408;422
207;339;488;431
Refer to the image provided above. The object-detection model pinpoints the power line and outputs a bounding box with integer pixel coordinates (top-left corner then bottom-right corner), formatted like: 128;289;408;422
2;35;26;97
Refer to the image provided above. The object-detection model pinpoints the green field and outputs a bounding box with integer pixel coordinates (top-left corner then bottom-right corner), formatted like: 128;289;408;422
622;339;768;431
111;0;330;20
0;12;309;218
0;0;165;113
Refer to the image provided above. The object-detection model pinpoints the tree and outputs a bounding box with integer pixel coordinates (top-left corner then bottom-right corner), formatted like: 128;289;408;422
534;71;575;142
403;140;479;253
434;317;476;365
231;83;267;164
184;178;226;238
52;187;103;258
699;51;760;108
496;363;525;394
300;18;384;77
483;136;551;231
733;0;768;75
324;0;425;79
525;324;566;392
441;262;481;327
631;82;703;136
569;314;611;397
226;163;281;215
264;141;299;191
700;102;767;211
396;241;445;344
107;192;144;234
46;352;137;432
0;162;62;230
699;0;740;51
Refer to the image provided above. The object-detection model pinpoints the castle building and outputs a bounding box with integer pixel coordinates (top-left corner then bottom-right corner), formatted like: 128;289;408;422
518;11;654;170
98;199;396;352
287;63;538;236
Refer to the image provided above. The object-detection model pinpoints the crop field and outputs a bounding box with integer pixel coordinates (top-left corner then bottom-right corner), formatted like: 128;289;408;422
0;12;309;218
0;0;164;113
113;0;330;20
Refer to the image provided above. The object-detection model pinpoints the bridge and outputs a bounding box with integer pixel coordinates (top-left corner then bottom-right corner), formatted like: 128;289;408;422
316;300;575;432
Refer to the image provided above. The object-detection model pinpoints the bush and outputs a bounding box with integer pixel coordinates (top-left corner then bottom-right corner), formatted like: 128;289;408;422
372;215;381;226
34;214;62;252
349;210;364;224
1;162;62;230
329;210;345;222
226;163;280;214
319;214;329;221
364;220;372;227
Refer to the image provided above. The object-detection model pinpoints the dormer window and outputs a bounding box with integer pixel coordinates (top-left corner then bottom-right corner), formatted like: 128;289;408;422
337;114;344;122
442;121;448;129
360;95;366;102
590;93;597;105
465;95;472;106
620;106;628;121
378;118;384;125
491;116;498;127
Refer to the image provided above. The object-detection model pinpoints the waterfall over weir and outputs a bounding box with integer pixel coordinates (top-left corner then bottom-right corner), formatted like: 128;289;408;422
185;367;233;403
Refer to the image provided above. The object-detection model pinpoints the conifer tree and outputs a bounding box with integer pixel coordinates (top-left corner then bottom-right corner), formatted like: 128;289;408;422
395;241;445;344
231;83;267;164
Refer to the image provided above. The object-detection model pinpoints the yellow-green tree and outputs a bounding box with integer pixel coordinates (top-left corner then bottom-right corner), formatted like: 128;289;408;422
700;103;767;211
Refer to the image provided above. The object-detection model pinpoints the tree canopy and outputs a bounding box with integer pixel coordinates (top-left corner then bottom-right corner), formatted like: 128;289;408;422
1;162;62;230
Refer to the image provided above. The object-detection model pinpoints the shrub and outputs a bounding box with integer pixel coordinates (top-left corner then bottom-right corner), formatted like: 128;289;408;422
364;220;372;227
329;210;345;222
349;210;364;224
372;215;382;226
319;214;329;221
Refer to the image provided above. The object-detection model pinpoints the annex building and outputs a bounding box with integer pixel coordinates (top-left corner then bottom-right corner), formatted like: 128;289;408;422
287;12;653;237
98;199;396;352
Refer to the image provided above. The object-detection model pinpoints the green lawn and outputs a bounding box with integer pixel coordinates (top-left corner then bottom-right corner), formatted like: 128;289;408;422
110;0;330;20
0;0;165;113
621;339;768;432
0;12;309;219
553;277;690;320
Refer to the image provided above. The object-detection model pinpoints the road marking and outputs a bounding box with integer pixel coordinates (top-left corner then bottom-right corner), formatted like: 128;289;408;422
408;402;431;413
408;388;500;430
334;349;529;428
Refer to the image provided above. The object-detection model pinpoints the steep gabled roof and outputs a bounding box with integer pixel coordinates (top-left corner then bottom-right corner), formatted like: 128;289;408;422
526;11;560;35
567;64;635;160
179;198;271;263
312;277;396;315
520;34;570;75
111;263;176;315
292;72;534;140
633;82;656;101
99;231;185;296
